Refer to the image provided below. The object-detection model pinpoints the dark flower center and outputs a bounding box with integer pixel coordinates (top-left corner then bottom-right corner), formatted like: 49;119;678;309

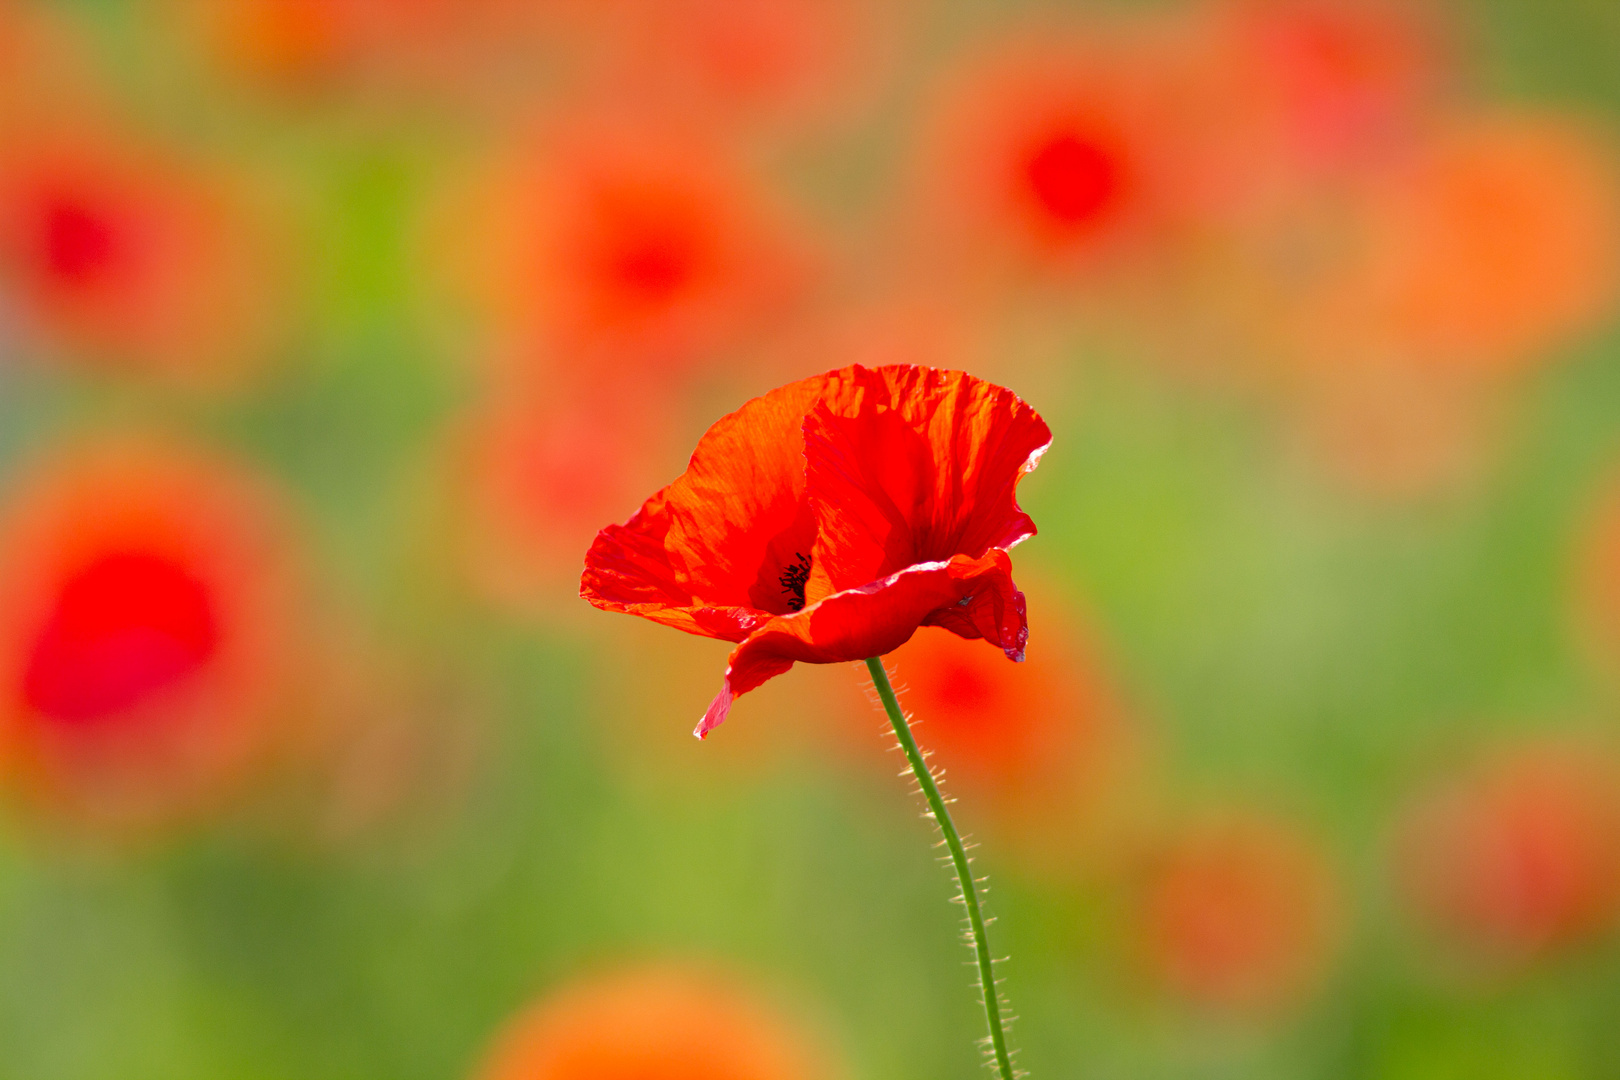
778;551;810;612
22;550;221;726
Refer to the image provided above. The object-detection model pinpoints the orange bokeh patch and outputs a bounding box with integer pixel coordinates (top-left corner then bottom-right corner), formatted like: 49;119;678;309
474;967;829;1080
1325;113;1619;377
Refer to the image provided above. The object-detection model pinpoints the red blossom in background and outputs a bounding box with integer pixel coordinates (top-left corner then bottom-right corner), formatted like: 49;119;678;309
582;364;1050;737
0;441;311;832
458;120;811;382
455;372;675;612
1332;113;1620;377
1138;811;1341;1013
914;33;1161;271
834;617;1128;837
0;122;284;386
1395;742;1620;964
1217;0;1448;176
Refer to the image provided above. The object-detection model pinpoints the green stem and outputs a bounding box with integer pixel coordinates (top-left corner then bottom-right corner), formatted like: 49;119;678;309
864;656;1018;1080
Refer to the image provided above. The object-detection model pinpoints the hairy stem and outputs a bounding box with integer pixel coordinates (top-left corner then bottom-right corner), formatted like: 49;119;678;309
864;656;1018;1080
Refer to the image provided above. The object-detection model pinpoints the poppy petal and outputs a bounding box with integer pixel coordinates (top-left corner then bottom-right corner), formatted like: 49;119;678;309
581;373;834;636
801;370;1049;594
696;548;1027;737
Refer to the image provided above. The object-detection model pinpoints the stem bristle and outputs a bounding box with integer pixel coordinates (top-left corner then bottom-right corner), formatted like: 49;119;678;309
864;657;1022;1080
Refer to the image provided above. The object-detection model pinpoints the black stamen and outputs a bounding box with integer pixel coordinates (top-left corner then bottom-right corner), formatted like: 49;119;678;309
779;551;811;612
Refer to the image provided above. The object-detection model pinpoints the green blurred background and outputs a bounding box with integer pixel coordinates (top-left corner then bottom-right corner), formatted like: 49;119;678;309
1;0;1620;1078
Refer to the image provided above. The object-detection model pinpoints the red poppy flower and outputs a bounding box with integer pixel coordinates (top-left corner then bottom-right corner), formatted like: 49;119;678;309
1138;812;1341;1013
474;966;827;1080
581;364;1051;737
1395;742;1620;963
0;440;309;831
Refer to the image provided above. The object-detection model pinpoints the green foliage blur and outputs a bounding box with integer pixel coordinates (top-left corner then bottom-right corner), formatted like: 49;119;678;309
0;1;1618;1078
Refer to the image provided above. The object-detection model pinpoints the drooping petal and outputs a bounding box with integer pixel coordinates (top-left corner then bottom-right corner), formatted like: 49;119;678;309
696;549;1027;737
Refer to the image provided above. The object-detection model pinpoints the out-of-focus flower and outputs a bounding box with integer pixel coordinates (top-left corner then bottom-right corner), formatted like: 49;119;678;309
1214;0;1449;179
1136;811;1341;1014
0;120;288;387
1231;112;1617;498
905;16;1284;296
473;966;828;1080
1395;741;1620;965
839;620;1123;831
0;440;313;833
453;369;675;614
582;364;1050;737
601;0;902;135
910;30;1168;276
1319;113;1620;377
454;118;811;383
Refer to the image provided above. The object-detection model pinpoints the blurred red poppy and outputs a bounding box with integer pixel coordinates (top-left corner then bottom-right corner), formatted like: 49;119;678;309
1138;811;1341;1013
908;20;1236;287
459;118;809;380
0;440;310;832
1216;0;1448;176
474;966;828;1080
0;121;285;386
582;364;1050;737
916;33;1154;267
1395;742;1620;964
456;371;675;613
841;620;1123;830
